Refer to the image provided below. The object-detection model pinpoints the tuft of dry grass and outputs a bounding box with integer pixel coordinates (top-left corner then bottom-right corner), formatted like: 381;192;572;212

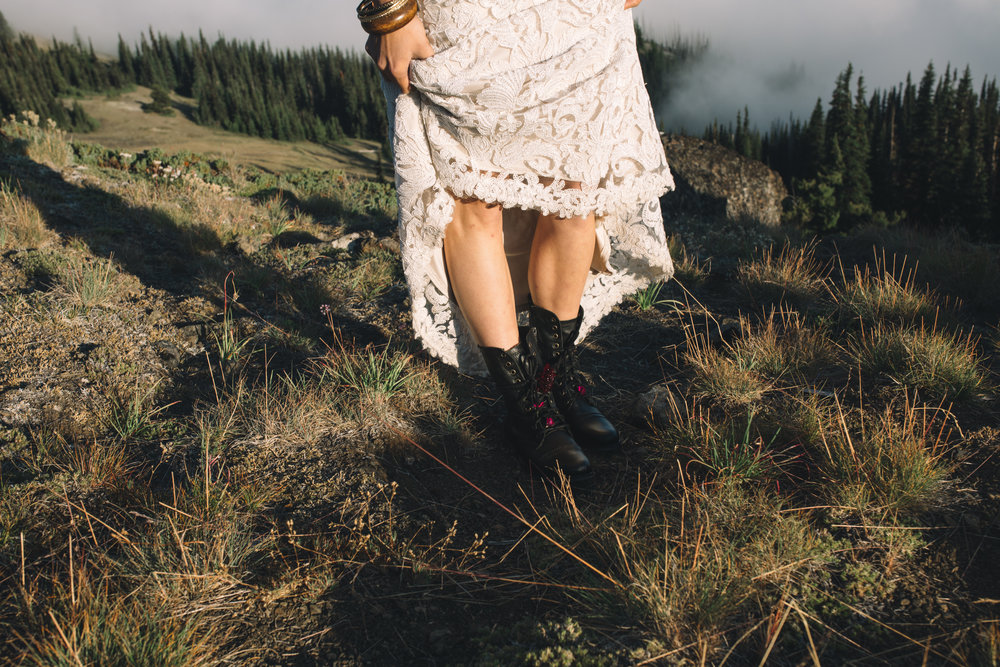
851;224;1000;313
974;621;1000;666
836;253;944;326
729;308;836;382
652;397;792;486
1;111;74;168
56;254;121;313
0;177;54;248
561;483;835;659
261;191;294;237
19;564;227;667
325;245;402;301
667;234;711;288
683;330;770;406
851;323;986;400
811;395;952;514
737;241;829;305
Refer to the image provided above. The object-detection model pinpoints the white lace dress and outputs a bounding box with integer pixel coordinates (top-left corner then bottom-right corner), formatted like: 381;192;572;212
383;0;674;375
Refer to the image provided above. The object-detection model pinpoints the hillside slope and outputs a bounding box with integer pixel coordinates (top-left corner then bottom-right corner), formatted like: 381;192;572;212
2;116;999;664
73;87;386;177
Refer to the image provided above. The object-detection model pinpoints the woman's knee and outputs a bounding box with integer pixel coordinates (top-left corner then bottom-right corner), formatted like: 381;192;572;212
448;196;503;236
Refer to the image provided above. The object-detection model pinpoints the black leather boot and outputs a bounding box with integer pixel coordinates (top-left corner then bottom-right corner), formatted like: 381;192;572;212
529;305;620;452
480;331;593;484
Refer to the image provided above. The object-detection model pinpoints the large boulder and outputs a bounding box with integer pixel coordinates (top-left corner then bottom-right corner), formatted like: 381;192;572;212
661;134;788;227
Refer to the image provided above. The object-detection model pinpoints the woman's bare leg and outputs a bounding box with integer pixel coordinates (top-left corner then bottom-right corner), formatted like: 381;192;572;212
527;187;618;452
443;198;519;349
528;186;596;319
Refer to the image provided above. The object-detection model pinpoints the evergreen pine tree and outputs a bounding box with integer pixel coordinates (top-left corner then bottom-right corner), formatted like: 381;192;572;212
0;11;14;42
802;98;826;179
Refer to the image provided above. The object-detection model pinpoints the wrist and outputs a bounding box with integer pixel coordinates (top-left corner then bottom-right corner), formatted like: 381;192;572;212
357;0;418;35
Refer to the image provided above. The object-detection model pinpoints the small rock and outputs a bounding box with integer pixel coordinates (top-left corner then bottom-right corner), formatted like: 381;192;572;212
176;323;202;347
633;384;686;427
329;232;363;251
378;236;401;254
154;340;184;369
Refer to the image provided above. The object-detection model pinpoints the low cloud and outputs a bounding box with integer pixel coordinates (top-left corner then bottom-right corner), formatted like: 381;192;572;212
633;0;1000;129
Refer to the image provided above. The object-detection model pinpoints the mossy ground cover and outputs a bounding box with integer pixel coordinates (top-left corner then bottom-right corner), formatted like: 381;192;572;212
2;114;999;665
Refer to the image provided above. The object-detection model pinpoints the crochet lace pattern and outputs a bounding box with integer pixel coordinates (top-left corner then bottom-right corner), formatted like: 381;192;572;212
383;0;675;375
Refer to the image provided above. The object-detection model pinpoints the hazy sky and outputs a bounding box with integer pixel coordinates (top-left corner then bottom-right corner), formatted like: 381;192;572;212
5;1;1000;130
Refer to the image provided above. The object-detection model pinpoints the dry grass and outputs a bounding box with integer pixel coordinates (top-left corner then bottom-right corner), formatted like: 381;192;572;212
55;254;121;313
19;564;227;666
808;394;952;514
852;225;1000;312
2;111;74;168
2;117;998;665
729;308;836;382
836;252;945;326
737;241;829;305
683;330;770;406
551;482;835;659
650;395;792;486
0;177;54;248
851;323;986;400
667;234;710;288
325;245;403;301
73;86;386;176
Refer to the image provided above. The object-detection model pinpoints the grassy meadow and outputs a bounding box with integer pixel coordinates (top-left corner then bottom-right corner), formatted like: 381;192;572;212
73;87;389;178
1;111;999;665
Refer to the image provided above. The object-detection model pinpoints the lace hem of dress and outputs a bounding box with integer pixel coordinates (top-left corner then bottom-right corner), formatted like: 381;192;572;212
436;159;675;221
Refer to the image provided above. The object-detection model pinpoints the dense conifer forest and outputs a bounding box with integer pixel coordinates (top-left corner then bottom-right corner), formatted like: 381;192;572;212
709;63;1000;237
0;11;386;143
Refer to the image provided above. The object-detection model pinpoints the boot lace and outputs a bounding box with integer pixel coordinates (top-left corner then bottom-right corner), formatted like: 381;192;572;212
518;363;565;431
552;346;591;408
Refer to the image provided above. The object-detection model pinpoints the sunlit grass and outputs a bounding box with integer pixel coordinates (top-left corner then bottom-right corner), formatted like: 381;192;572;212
737;241;829;305
729;308;836;381
851;323;986;400
683;330;770;406
812;395;952;514
835;252;945;326
0;177;53;248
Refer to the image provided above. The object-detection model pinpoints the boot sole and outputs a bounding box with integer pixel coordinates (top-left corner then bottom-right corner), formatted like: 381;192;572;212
503;427;595;487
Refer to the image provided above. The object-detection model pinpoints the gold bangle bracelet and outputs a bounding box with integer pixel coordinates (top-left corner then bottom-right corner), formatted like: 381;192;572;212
357;0;410;20
358;0;419;35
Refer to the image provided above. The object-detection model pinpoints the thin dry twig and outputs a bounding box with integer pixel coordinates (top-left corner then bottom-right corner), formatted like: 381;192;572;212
386;424;622;589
